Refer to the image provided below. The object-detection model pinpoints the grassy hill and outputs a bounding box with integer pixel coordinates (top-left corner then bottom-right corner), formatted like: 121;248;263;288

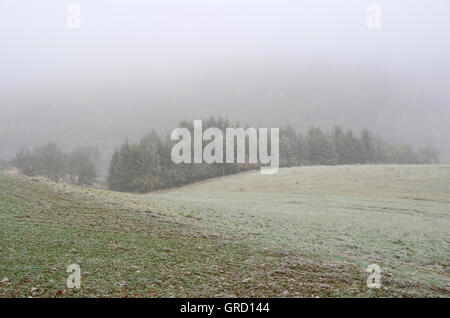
0;165;449;297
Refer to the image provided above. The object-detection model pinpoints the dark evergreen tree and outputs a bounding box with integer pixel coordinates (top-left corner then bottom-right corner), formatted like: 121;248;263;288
279;125;298;167
104;117;439;193
331;126;347;165
296;133;307;165
107;149;121;190
361;129;375;163
343;130;363;164
307;127;337;165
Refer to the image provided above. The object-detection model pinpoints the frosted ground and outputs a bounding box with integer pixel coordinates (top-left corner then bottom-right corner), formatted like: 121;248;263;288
116;165;450;288
1;165;448;297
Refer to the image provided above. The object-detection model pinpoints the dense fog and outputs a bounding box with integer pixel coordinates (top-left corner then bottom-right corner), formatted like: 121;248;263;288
1;0;449;172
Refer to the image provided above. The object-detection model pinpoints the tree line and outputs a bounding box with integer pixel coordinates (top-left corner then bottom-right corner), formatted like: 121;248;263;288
107;117;440;193
12;143;100;185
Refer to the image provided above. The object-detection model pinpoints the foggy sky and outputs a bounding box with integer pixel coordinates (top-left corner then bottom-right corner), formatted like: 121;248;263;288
1;0;449;163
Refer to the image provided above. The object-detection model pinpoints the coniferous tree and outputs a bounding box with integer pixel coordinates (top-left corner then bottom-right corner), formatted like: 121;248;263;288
107;149;121;190
361;129;375;163
373;135;387;164
343;130;362;164
279;125;298;167
105;117;440;193
307;127;337;165
332;126;347;165
296;133;307;165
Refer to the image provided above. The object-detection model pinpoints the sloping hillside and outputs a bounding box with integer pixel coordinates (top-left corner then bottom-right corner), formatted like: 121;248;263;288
144;165;450;292
0;166;449;297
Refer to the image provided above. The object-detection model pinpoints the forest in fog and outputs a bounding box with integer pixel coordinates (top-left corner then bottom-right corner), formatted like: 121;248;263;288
9;116;440;193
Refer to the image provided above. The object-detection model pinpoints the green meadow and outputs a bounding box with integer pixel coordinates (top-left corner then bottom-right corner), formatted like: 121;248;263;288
1;165;449;297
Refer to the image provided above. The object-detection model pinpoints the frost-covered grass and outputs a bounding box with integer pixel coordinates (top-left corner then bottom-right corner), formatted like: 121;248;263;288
0;165;449;297
125;165;450;291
